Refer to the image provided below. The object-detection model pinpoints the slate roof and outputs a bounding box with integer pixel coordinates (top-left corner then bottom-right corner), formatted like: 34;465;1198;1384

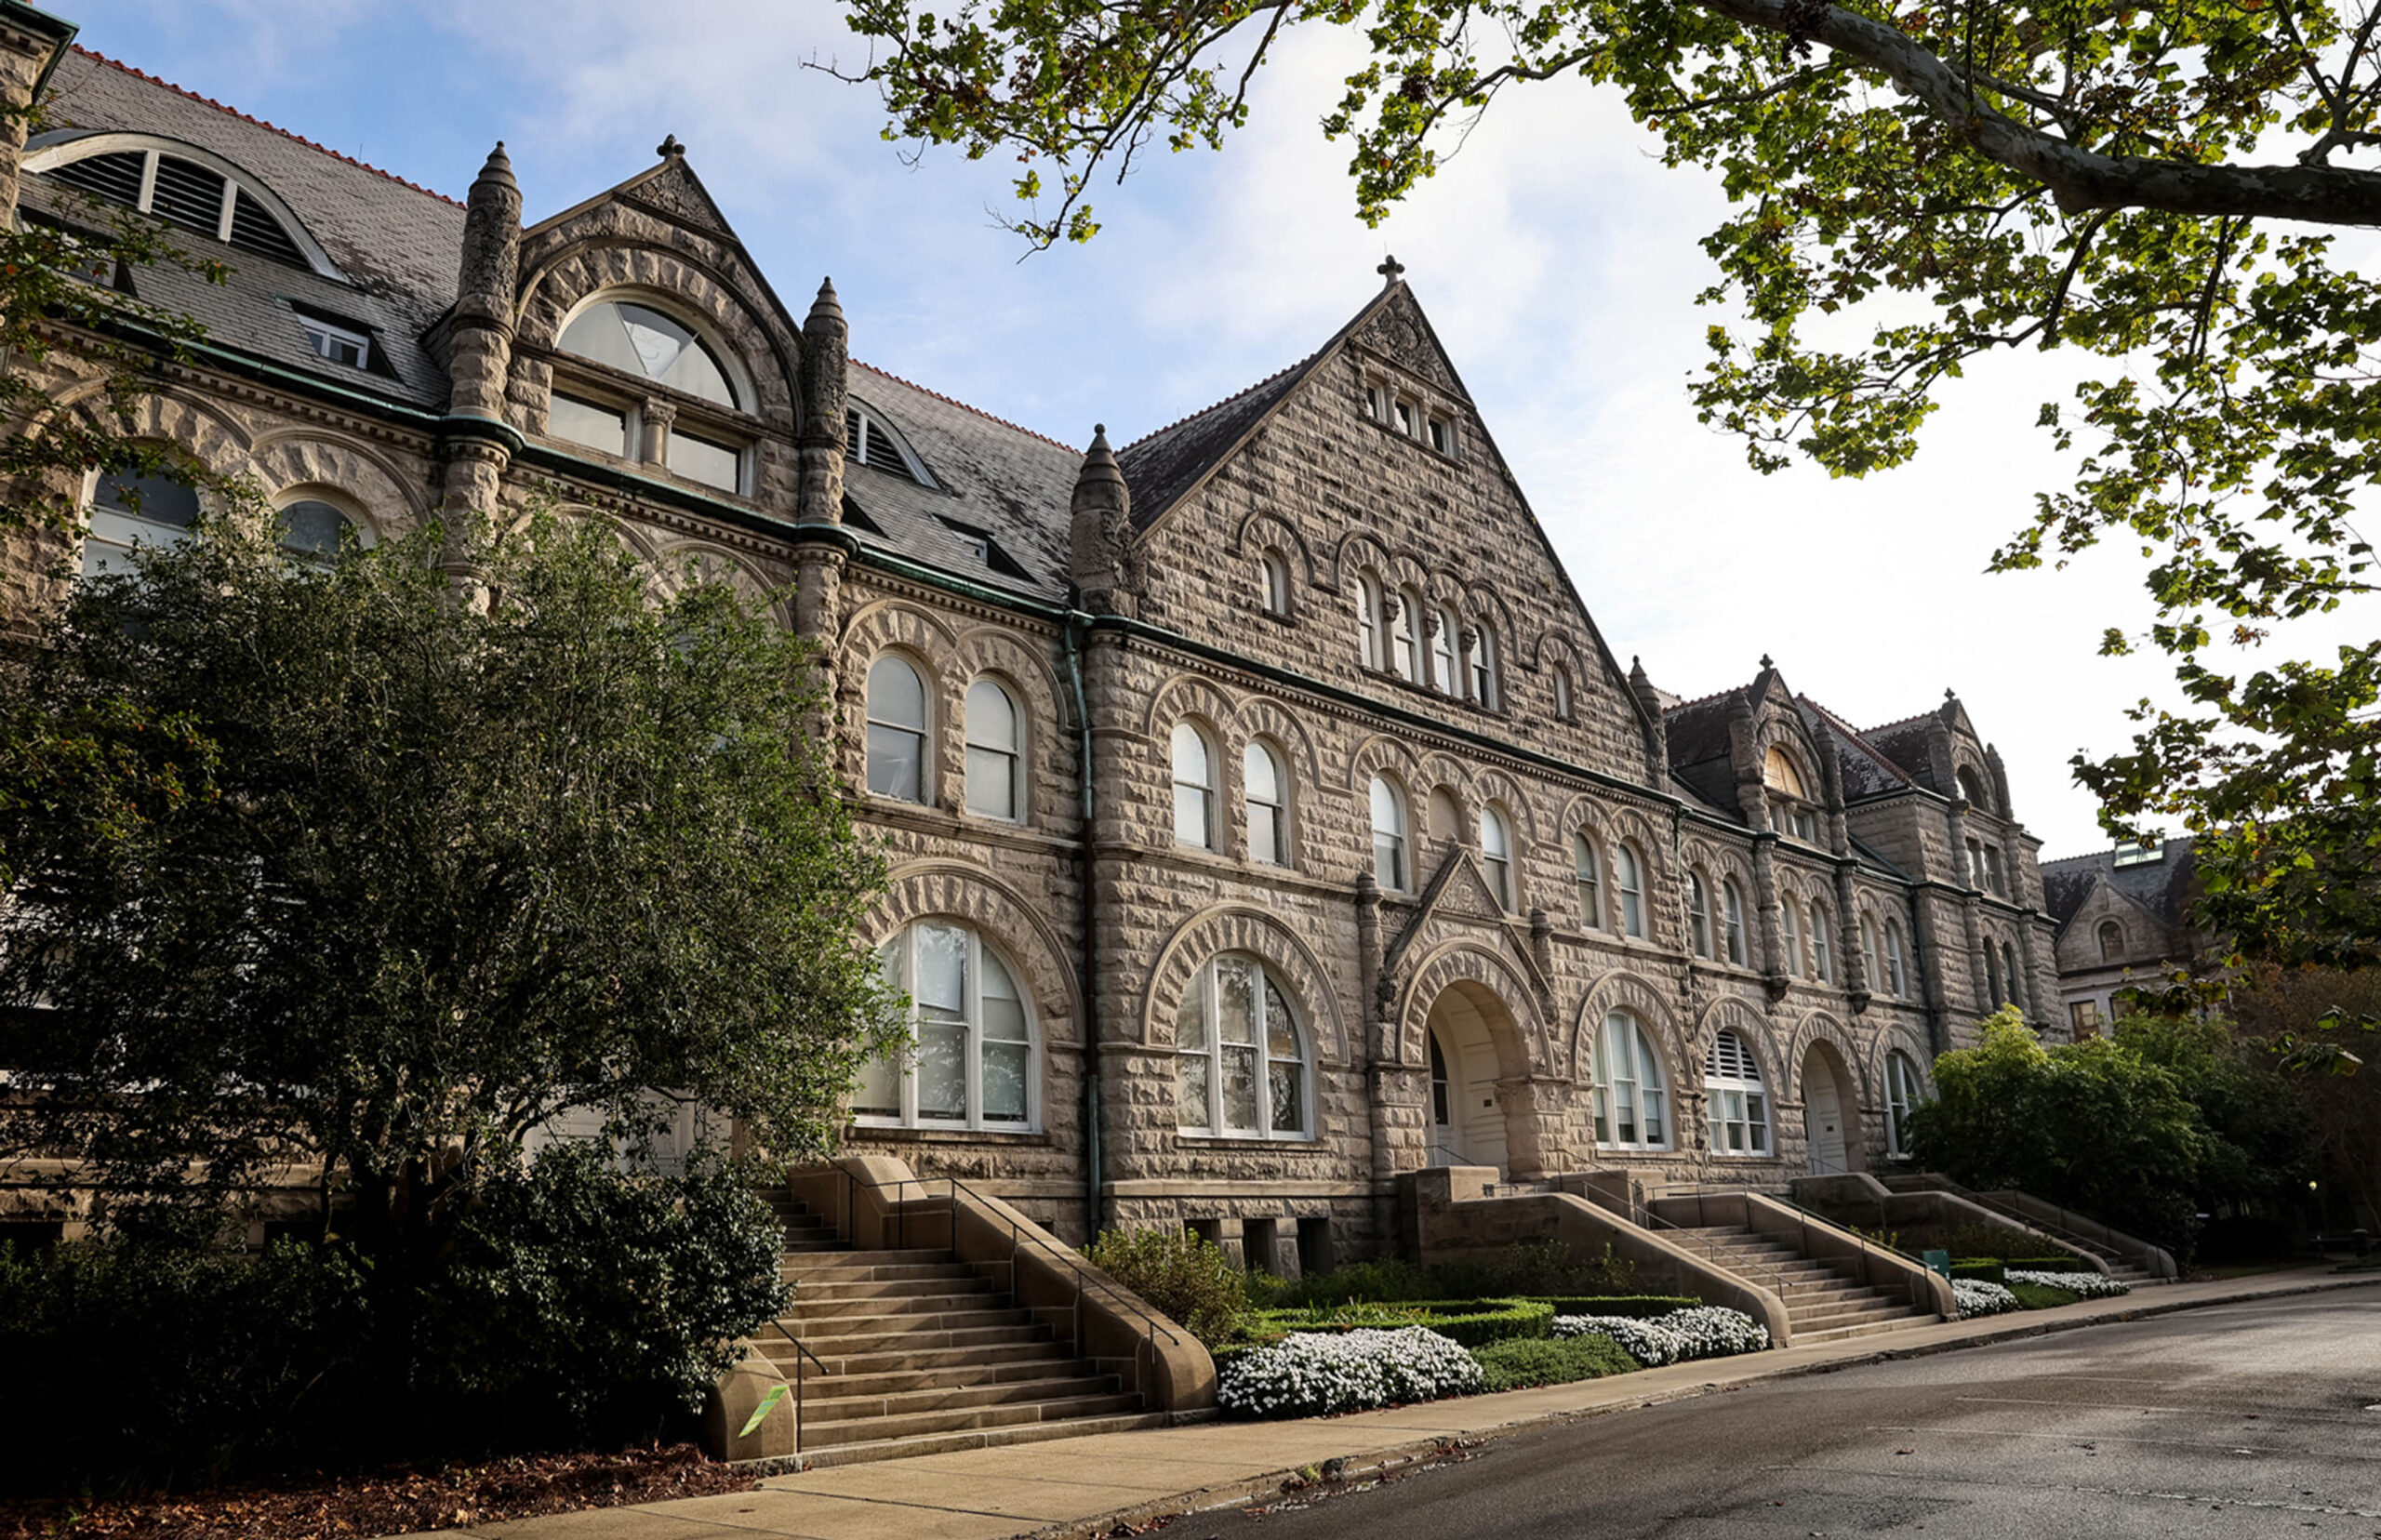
1663;670;1951;826
33;49;466;413
2041;838;2200;938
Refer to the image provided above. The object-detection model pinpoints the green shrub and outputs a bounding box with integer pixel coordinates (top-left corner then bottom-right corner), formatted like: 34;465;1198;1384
415;1143;791;1436
1084;1226;1250;1347
1538;1294;1701;1319
0;1235;370;1488
1251;1297;1555;1348
1471;1334;1641;1392
1273;1241;1641;1308
2005;1281;2082;1308
2006;1255;2085;1272
1949;1259;2007;1283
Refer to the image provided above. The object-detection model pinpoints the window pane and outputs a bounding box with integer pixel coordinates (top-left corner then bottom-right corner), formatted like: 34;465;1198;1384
550;393;630;457
1175;973;1209;1053
1642;1085;1666;1145
966;746;1016;819
1374;832;1403;889
95;470;199;528
1174;781;1211;847
1270;1060;1303;1134
671;430;740;493
277;499;350;558
982;1041;1029;1123
916;1019;967;1121
852;1053;900;1117
866;724;923;801
868;656;925;726
967;679;1018;751
1251;803;1281;867
1244;740;1278;802
1221;1045;1259;1131
980;951;1027;1042
913;923;966;1017
1177;1052;1211;1126
1264;978;1297;1058
1217;960;1256;1045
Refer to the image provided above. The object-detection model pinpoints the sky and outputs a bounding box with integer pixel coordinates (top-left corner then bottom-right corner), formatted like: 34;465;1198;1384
52;0;2254;858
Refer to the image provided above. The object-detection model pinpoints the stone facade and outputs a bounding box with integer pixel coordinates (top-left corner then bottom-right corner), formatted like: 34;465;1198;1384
0;30;2064;1268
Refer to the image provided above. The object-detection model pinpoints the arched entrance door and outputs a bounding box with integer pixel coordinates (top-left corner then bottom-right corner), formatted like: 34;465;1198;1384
1801;1043;1859;1175
1424;985;1513;1174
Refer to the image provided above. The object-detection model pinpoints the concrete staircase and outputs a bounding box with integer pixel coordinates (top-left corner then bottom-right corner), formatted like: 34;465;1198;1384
749;1189;1166;1467
1672;1223;1939;1344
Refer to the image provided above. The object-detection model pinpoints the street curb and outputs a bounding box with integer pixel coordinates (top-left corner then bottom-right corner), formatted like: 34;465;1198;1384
1015;1273;2381;1540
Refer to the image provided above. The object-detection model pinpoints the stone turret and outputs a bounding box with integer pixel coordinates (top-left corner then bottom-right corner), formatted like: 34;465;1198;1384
0;11;71;223
1985;741;2013;820
440;144;525;541
796;277;848;527
1070;425;1136;616
1925;691;1960;799
1629;657;1669;788
1726;688;1768;831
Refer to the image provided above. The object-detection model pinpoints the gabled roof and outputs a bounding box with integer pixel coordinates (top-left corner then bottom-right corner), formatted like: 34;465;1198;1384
2041;838;2200;938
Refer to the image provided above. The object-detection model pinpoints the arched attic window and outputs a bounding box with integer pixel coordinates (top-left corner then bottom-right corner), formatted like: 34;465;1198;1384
552;297;749;494
1764;746;1820;843
2097;920;2124;962
560;299;738;406
846;401;934;485
31;135;331;273
1957;765;1991;813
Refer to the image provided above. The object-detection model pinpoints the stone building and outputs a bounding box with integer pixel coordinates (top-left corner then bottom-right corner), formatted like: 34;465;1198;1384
2041;838;2205;1038
0;20;2064;1270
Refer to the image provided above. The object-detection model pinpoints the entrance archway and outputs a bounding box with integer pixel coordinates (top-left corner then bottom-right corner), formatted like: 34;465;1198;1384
1423;983;1520;1174
1800;1042;1863;1175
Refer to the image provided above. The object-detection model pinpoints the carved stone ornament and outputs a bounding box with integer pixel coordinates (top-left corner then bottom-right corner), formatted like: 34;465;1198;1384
1355;291;1459;395
624;159;731;235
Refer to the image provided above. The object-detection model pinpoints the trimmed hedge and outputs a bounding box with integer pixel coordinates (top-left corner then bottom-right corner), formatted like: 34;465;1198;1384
1949;1259;2007;1283
1251;1297;1555;1348
1472;1333;1641;1392
1538;1294;1702;1320
2005;1281;2082;1309
2007;1255;2088;1272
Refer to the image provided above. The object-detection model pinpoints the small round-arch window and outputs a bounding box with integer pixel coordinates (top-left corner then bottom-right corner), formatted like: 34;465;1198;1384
1762;747;1806;797
964;679;1022;822
1480;805;1514;911
559;299;738;408
1259;551;1290;616
277;499;355;562
2096;920;2124;963
1244;739;1288;867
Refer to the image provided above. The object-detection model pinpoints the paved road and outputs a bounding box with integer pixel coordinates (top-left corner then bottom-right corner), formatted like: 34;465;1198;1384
1194;1293;2381;1540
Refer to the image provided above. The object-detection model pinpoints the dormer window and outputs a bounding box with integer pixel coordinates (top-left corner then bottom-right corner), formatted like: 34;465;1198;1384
559;300;737;407
845;403;931;485
553;297;751;493
32;138;323;272
300;316;370;370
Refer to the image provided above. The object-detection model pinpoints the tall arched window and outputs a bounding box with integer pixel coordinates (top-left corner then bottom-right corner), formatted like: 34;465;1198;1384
1884;923;1909;996
1688;871;1714;960
1985;946;2004;1007
1432;606;1458;693
1552;666;1573;720
864;655;929;803
1615;843;1645;938
1811;904;1835;984
1172;722;1217;849
2096;920;2124;962
1357;571;1387;670
1470;626;1498;708
1393;586;1425;683
1780;897;1803;977
964;678;1022;821
1575;835;1603;930
1723;879;1748;965
1244;739;1288;867
1704;1029;1771;1157
1175;954;1309;1138
2002;942;2024;1012
1592;1011;1669;1150
83;465;200;578
1860;917;1882;994
1480;805;1514;911
559;298;738;407
1957;765;1990;813
1884;1050;1924;1158
1370;777;1409;891
856;922;1034;1130
1259;551;1291;615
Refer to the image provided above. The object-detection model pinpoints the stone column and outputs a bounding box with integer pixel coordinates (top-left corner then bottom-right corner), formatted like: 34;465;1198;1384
437;144;524;578
1752;832;1787;1000
795;279;847;527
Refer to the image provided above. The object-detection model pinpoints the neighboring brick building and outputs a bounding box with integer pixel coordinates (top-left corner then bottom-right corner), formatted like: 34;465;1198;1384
0;20;2065;1268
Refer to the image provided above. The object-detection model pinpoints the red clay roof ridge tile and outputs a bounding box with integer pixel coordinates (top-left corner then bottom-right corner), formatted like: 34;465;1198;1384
853;358;1079;456
71;47;465;207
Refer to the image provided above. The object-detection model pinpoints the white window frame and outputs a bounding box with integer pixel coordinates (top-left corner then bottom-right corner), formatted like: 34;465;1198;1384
1884;923;1909;996
1575;834;1603;931
1704;1029;1772;1158
1432;606;1458;694
300;315;370;369
1593;1011;1670;1151
964;677;1023;823
1371;776;1409;892
864;653;931;804
1393;586;1424;683
1358;572;1387;670
1480;805;1514;912
1780;897;1803;977
1244;738;1289;868
1883;1050;1924;1158
1470;625;1498;709
1861;917;1882;994
81;464;200;579
856;922;1038;1132
1173;954;1310;1139
1723;879;1748;965
1615;842;1645;938
1811;904;1835;984
1172;720;1217;850
1689;871;1713;960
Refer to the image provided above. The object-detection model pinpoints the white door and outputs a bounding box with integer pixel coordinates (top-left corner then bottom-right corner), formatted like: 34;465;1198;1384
1426;1018;1509;1175
1805;1071;1848;1175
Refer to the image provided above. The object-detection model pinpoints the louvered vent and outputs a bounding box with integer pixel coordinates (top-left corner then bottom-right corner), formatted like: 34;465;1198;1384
45;151;146;207
148;156;227;234
845;407;918;481
227;189;305;266
1706;1030;1762;1082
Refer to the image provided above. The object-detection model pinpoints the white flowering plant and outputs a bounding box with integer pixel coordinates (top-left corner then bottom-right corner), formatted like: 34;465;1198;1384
1953;1278;2022;1317
1550;1305;1769;1367
2006;1268;2131;1300
1217;1325;1483;1418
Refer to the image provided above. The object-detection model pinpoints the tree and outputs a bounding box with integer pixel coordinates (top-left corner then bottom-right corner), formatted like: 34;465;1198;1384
2109;1008;2309;1214
2232;963;2381;1227
834;0;2381;967
0;509;902;1268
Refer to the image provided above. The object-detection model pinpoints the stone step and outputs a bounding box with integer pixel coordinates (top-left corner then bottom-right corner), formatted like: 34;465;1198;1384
786;1260;977;1286
787;1303;1035;1338
799;1373;1120;1425
800;1390;1144;1448
1793;1313;1937;1345
801;1354;1109;1402
800;1337;1082;1379
782;1410;1184;1470
783;1287;996;1321
784;1248;955;1273
1790;1299;1910;1330
793;1271;984;1300
770;1319;1055;1361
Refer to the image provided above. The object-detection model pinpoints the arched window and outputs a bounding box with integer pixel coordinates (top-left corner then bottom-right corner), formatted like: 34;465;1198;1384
35;138;326;272
1811;904;1835;984
1480;805;1514;911
1552;665;1573;721
864;655;929;803
276;498;357;563
1370;777;1409;891
1957;765;1990;813
1357;572;1387;670
1429;786;1461;848
1470;626;1498;708
1432;606;1458;693
1780;897;1803;978
1688;871;1713;960
1171;721;1217;849
1704;1029;1771;1156
1762;747;1806;797
1884;923;1909;996
2096;920;2124;962
1393;586;1425;683
1884;1050;1924;1158
1575;835;1603;930
1175;954;1309;1137
964;678;1022;821
856;922;1034;1130
83;465;199;578
2002;942;2025;1012
1723;879;1748;965
1985;946;2004;1007
1244;738;1288;867
559;298;738;408
1429;1033;1452;1128
1259;551;1291;616
1592;1011;1669;1150
1615;843;1645;938
1860;917;1882;994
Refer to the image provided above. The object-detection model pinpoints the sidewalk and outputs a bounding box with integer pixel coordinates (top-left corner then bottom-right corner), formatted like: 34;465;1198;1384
452;1267;2381;1540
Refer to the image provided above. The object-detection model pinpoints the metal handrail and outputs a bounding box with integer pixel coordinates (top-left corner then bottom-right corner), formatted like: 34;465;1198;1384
1756;1188;1945;1316
1921;1175;2128;1265
764;1319;831;1455
835;1168;1185;1355
1616;1186;1801;1303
